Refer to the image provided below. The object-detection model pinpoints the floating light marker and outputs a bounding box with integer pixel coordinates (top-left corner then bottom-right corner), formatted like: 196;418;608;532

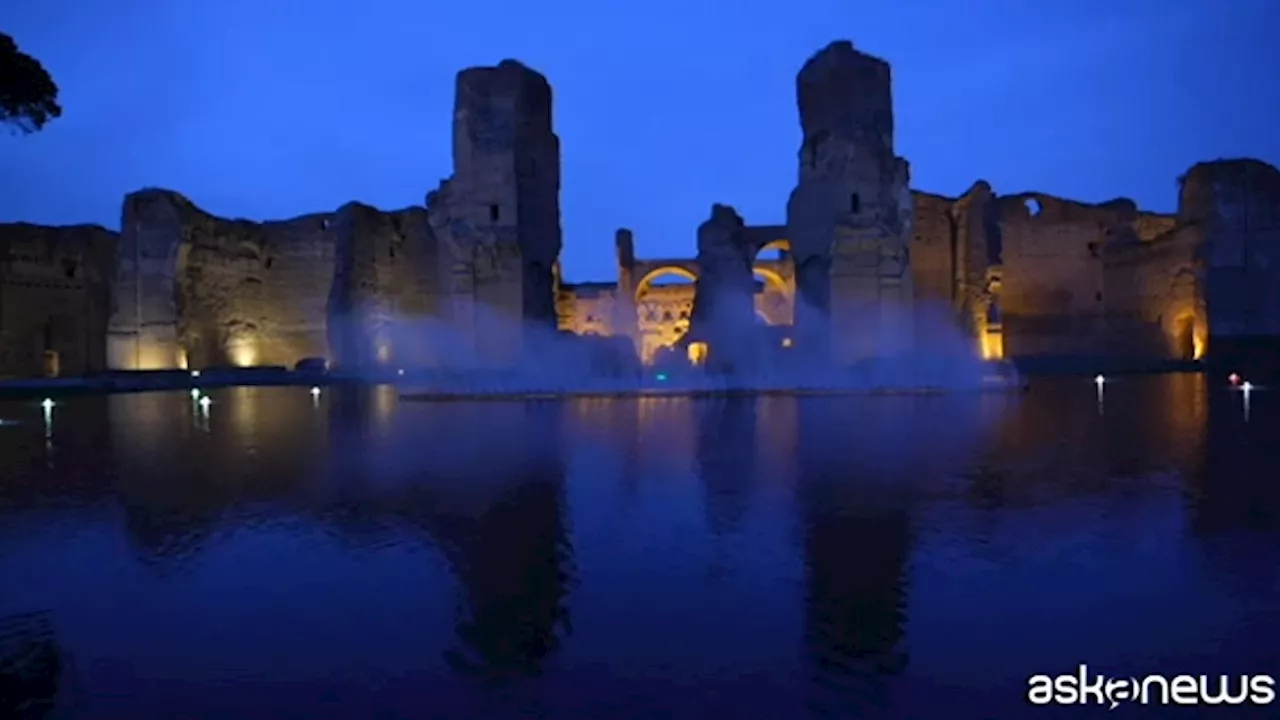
1242;381;1254;393
656;373;668;382
190;388;201;399
191;370;200;378
397;368;405;376
198;395;212;410
310;386;321;397
1094;374;1106;387
1229;372;1242;386
41;398;54;438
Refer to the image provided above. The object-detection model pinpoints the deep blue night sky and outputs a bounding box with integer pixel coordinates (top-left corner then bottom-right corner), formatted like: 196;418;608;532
3;0;1278;281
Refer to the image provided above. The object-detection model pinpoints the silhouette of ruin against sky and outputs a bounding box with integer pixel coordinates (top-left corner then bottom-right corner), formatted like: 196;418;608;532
2;0;1278;282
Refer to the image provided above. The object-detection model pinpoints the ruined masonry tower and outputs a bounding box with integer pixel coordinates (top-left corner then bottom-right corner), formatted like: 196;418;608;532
427;60;563;369
785;41;914;365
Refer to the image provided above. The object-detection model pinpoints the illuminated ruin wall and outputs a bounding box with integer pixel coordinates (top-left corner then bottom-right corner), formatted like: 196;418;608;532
425;59;563;369
0;223;116;377
786;40;914;365
5;40;1277;378
570;156;1276;368
906;183;1195;360
107;189;443;371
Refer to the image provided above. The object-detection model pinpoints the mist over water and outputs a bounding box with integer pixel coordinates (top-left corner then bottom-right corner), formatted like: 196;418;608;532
339;295;1003;396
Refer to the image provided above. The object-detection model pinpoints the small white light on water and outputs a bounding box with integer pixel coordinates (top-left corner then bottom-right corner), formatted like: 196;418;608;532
1242;381;1254;393
191;370;200;378
1094;374;1105;386
310;386;321;397
190;388;201;398
41;398;54;410
198;395;212;409
397;368;405;376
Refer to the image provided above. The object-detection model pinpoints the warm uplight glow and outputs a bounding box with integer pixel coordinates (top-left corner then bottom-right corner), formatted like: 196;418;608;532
117;340;185;371
687;342;708;366
781;337;793;348
227;341;258;367
376;344;393;364
1192;334;1205;360
980;331;1004;360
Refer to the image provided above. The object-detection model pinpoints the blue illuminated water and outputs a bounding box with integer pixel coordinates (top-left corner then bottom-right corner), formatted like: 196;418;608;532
0;374;1275;718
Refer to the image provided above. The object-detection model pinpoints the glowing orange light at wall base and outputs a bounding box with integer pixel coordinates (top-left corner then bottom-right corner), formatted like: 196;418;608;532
980;331;1004;361
1193;334;1205;360
227;341;259;368
687;342;708;366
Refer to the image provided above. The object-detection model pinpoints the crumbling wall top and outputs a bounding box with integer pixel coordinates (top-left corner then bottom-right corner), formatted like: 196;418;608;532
796;39;892;143
455;59;553;136
994;192;1139;225
1178;157;1280;223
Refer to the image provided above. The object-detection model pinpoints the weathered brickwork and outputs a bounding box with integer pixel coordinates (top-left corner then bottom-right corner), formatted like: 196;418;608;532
4;44;1274;377
0;223;116;376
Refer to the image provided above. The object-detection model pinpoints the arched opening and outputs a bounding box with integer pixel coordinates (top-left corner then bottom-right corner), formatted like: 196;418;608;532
634;266;697;300
635;266;698;364
752;240;794;328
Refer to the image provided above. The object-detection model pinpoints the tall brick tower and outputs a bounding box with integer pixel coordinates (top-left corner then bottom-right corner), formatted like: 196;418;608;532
427;59;563;368
785;41;914;365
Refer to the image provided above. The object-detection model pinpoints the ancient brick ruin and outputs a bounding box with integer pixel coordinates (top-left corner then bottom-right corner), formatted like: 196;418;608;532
1;43;1277;378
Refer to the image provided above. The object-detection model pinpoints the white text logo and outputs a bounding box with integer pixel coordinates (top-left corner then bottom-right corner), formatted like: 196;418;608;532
1027;665;1275;709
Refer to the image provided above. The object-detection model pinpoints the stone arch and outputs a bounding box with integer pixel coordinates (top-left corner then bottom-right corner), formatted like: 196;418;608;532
751;266;789;295
754;238;791;261
635;265;698;300
634;266;697;364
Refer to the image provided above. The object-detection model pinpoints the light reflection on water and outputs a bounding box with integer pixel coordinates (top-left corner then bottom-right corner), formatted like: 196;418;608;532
0;374;1276;719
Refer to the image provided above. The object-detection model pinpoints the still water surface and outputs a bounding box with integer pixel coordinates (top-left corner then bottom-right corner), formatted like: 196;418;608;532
0;375;1277;719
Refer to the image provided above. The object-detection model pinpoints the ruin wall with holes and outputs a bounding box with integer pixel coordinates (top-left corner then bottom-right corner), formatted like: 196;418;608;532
0;222;117;376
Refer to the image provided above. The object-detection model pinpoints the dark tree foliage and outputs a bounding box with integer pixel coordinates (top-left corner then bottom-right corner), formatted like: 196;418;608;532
0;32;61;133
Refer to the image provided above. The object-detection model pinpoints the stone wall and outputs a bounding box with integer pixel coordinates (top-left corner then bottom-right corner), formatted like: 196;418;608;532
555;281;618;337
908;191;956;308
0;222;116;376
785;40;914;364
685;204;756;372
995;194;1113;356
426;59;563;369
1179;159;1280;340
1101;226;1202;358
108;190;441;371
327;202;443;369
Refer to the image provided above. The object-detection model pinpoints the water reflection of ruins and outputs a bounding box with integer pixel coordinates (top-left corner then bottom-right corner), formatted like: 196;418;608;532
386;399;575;682
71;388;578;682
